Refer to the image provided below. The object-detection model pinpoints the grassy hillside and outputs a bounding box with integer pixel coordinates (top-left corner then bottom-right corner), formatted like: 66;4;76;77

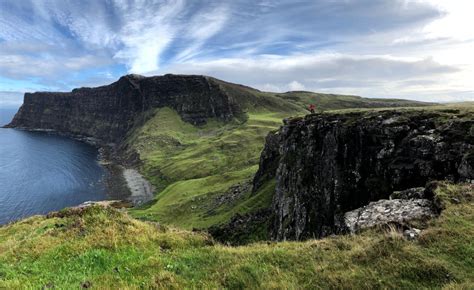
127;82;436;231
211;77;434;112
276;91;434;111
127;108;285;230
0;182;472;288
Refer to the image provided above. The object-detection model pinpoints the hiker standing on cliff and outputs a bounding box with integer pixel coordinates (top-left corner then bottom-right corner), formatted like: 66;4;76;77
308;104;316;114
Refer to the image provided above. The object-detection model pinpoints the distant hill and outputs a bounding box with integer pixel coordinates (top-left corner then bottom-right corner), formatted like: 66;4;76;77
276;91;434;111
209;76;434;113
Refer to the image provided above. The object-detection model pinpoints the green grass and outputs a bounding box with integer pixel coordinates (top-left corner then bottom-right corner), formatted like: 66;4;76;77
1;182;472;288
275;91;434;112
127;108;290;229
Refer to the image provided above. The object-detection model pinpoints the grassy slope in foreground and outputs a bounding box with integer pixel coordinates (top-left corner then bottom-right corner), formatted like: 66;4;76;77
0;182;472;288
127;83;432;230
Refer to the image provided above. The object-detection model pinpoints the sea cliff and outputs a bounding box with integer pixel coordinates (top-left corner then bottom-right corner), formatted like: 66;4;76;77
6;74;243;143
253;109;473;240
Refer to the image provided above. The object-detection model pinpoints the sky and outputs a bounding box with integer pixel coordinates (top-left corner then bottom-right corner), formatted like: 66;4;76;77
0;0;473;107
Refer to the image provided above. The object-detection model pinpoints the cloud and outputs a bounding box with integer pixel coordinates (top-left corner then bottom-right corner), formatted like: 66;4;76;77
0;52;113;80
0;91;24;107
0;0;472;102
112;0;186;73
164;53;463;100
419;0;474;40
166;53;458;84
288;81;306;91
173;4;229;62
0;0;231;77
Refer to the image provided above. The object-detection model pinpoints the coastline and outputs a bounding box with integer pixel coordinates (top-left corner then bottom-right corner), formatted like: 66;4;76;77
122;168;155;205
2;126;155;207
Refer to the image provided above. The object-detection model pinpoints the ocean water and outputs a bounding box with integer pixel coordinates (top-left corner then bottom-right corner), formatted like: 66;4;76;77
0;108;108;225
0;108;17;127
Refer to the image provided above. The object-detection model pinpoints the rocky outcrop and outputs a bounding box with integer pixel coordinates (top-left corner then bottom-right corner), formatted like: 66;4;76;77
6;74;243;143
344;198;435;233
212;181;252;208
253;110;473;241
343;185;442;238
208;209;271;245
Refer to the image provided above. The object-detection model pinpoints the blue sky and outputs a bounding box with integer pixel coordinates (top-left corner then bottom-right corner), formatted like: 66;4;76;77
0;0;473;107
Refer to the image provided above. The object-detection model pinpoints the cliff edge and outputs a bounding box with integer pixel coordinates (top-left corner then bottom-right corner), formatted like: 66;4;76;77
253;109;473;240
5;74;243;142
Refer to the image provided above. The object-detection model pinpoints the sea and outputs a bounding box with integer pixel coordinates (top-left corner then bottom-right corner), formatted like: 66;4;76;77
0;107;109;225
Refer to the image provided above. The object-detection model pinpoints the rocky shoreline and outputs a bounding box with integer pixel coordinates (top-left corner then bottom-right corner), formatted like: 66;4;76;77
122;169;154;205
3;126;154;207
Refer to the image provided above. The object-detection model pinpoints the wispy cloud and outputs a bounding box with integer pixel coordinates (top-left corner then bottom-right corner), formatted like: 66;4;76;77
172;4;229;62
0;0;472;103
0;0;230;78
113;0;186;73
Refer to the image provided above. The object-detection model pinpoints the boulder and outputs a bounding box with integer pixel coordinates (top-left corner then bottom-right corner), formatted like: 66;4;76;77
344;198;435;233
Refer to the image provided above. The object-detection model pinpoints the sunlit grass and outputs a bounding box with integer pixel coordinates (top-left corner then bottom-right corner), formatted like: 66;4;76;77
0;183;472;288
127;108;290;229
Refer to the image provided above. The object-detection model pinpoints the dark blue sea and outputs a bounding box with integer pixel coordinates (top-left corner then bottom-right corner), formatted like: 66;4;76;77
0;107;108;225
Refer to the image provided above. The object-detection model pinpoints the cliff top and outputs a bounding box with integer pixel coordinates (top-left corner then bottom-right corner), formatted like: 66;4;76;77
24;74;434;112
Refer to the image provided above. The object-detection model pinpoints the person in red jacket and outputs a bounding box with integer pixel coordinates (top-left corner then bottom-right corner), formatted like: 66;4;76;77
308;104;316;114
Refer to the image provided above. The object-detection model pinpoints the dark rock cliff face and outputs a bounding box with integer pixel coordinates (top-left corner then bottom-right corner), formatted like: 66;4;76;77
6;74;243;143
253;110;473;241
